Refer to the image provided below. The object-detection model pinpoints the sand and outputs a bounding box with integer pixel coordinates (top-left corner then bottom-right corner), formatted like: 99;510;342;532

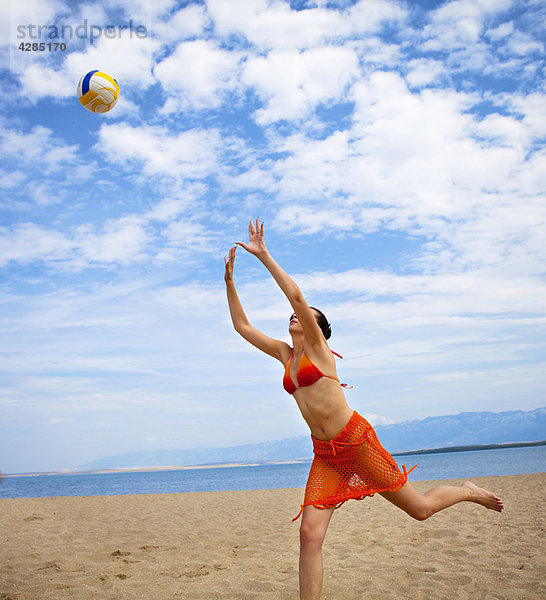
0;473;544;599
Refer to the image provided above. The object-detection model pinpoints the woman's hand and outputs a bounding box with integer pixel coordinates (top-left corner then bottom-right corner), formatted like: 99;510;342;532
236;218;268;257
224;246;236;284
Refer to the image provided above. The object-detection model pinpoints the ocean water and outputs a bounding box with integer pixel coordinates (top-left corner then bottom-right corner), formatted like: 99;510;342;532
1;445;544;500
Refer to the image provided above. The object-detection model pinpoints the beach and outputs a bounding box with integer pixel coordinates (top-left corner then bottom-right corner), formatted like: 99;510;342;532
1;473;544;599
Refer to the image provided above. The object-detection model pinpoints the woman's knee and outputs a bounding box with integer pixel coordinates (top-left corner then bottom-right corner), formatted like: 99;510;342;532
381;484;433;521
299;519;328;550
410;507;430;521
407;501;433;521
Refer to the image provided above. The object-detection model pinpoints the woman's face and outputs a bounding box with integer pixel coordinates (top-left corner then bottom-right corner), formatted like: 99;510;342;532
288;310;320;331
288;313;300;331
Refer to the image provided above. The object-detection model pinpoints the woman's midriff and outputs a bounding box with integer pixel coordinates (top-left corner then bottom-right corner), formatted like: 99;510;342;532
293;379;354;441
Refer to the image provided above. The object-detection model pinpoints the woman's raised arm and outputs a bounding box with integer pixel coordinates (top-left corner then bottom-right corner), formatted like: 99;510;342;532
224;245;289;362
236;219;325;346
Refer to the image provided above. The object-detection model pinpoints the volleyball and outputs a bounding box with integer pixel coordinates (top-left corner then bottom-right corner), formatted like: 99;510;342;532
77;70;119;114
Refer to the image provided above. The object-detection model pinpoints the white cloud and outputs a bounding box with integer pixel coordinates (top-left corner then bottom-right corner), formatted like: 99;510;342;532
0;223;73;266
152;4;209;44
351;36;403;67
417;1;536;81
73;216;151;265
486;21;514;41
259;65;544;279
242;46;360;123
362;413;394;426
405;58;446;87
157;217;224;263
18;64;75;100
506;31;544;56
289;71;528;201
0;191;224;269
154;39;241;111
265;71;487;208
0;213;153;268
8;0;68;35
96;123;223;178
210;0;347;50
294;268;546;317
207;0;406;50
110;0;178;23
348;0;407;34
0;169;27;190
74;2;108;29
145;185;206;222
422;0;513;51
0;124;80;173
506;92;546;140
475;113;528;146
206;0;268;32
276;205;355;235
515;148;546;195
266;130;352;200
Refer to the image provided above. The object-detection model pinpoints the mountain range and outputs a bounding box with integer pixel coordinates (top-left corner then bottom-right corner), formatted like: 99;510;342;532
80;407;545;470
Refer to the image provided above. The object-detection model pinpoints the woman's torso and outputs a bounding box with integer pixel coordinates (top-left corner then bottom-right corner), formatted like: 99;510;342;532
283;345;353;441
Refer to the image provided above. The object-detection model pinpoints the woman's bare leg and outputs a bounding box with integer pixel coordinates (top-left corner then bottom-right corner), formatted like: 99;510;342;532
299;505;335;600
381;480;503;520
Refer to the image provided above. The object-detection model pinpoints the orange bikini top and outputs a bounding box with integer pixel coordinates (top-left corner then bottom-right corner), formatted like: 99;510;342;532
283;350;350;395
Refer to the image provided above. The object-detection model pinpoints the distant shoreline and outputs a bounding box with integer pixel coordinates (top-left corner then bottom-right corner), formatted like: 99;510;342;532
4;440;544;478
392;439;546;457
2;460;310;478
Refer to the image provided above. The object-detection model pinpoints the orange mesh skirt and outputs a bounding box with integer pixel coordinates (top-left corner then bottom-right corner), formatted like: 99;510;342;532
293;411;416;521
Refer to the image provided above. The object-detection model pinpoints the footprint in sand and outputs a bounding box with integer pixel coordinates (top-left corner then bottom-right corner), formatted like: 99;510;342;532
110;550;131;557
184;566;210;578
139;545;160;552
37;562;61;572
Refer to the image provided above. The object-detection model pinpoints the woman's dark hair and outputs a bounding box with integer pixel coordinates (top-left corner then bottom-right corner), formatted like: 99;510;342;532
310;307;332;340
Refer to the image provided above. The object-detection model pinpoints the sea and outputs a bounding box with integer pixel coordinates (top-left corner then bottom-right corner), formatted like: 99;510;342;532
1;445;545;500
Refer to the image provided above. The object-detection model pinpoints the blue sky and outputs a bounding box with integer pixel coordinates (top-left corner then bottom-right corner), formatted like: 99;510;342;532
1;0;545;473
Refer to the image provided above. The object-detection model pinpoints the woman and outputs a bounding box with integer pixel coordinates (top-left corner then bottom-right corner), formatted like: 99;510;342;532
225;219;503;600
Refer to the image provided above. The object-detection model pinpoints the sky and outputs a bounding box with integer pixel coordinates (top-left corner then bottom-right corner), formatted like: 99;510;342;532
1;0;545;474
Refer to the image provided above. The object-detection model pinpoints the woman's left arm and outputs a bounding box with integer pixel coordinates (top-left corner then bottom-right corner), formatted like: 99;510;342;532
236;219;325;345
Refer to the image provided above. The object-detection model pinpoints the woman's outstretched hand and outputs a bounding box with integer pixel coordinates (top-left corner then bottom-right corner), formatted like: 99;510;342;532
224;246;236;284
236;218;268;257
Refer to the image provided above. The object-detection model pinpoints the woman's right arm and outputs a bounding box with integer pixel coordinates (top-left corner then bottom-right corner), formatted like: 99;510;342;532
225;246;290;362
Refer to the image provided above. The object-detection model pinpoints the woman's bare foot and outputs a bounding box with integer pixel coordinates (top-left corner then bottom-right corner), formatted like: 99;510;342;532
463;481;504;512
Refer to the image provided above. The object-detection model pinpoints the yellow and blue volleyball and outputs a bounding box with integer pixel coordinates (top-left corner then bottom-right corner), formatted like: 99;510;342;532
77;70;119;114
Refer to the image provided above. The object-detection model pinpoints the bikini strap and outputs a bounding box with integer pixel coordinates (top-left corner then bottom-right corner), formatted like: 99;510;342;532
331;351;353;389
291;350;342;359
